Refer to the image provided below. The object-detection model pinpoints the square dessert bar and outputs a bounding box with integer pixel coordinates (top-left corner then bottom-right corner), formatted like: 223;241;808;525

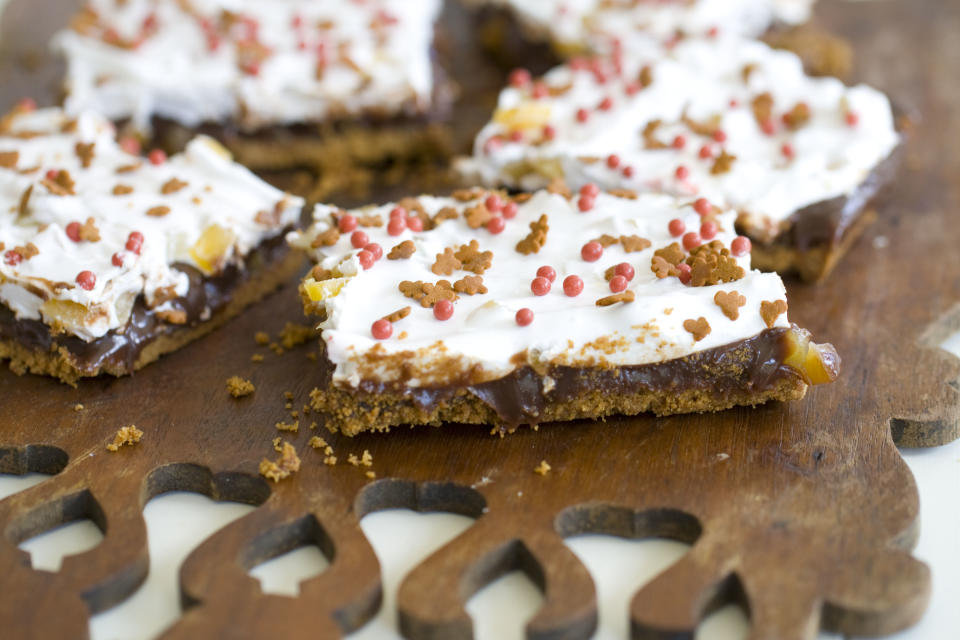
290;185;839;436
464;0;816;56
54;0;451;178
0;104;304;384
459;34;902;281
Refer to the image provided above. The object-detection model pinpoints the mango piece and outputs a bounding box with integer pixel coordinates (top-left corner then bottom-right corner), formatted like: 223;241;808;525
41;300;92;332
784;328;840;385
303;277;350;302
190;225;236;275
198;135;234;161
493;103;552;132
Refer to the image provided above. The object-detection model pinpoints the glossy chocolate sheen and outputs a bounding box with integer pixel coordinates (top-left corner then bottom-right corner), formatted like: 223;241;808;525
0;233;292;375
322;327;809;425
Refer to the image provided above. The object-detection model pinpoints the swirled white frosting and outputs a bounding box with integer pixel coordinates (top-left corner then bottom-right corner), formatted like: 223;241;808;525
465;0;815;52
459;35;898;240
54;0;443;131
0;107;302;341
290;189;790;388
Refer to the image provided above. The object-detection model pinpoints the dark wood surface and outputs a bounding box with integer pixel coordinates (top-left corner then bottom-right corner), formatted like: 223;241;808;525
1;1;959;639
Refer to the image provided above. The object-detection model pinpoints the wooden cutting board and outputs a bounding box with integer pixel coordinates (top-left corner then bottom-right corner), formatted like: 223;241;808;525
1;1;959;639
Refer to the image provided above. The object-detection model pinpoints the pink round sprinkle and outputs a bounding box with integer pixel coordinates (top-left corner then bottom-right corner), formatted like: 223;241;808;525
364;243;383;261
543;125;557;141
699;145;714;160
578;195;595;212
781;143;795;159
434;299;454;321
609;275;628;293
537;265;557;282
845;111;860;127
580;183;600;198
119;137;141;155
65;221;82;243
389;206;407;219
76;270;96;291
371;319;393;340
693;198;712;217
531;277;551;296
509;68;532;88
563;275;584;297
532;82;549;99
712;130;727;143
516;308;535;327
148;149;167;165
598;96;613;111
675;165;690;180
731;236;752;257
387;217;406;236
682;232;702;250
760;119;776;136
350;231;369;249
487;217;506;234
357;250;375;270
485;194;503;213
622;166;635;178
668;219;686;237
606;154;620;169
677;263;692;285
509;130;524;142
4;250;21;266
614;262;634;281
339;214;358;233
502;201;519;219
581;241;603;262
576;108;590;123
672;135;686;150
700;221;718;241
111;252;124;267
126;231;144;254
406;216;424;232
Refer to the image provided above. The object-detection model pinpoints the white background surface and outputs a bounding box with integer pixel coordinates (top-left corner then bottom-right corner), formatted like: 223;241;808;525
1;437;957;640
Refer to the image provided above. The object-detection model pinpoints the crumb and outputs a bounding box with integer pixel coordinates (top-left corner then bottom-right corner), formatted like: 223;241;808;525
272;437;282;452
106;425;143;452
251;354;265;363
285;402;293;410
531;424;539;432
308;436;328;449
269;342;284;355
365;471;376;479
275;420;299;433
324;446;334;456
226;376;255;398
309;422;318;430
290;411;299;419
279;322;316;349
306;352;318;362
284;391;294;401
534;460;552;476
73;403;84;412
348;454;360;466
254;331;270;345
259;442;300;482
323;455;337;466
361;450;373;467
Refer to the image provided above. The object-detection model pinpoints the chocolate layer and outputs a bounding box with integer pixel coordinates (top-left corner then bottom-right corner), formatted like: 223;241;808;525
317;326;818;427
0;232;293;376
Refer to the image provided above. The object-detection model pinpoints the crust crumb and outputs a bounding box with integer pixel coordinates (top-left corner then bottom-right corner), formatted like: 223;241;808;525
280;323;316;349
275;420;299;434
106;425;143;452
259;442;300;482
534;460;552;476
309;436;328;449
73;403;84;412
226;376;255;398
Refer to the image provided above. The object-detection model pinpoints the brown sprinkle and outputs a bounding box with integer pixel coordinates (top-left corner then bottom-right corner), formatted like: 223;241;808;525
455;240;493;274
383;306;412;323
398;280;458;308
74;142;95;168
596;290;636;307
112;184;134;196
683;317;712;342
431;247;462;275
710;150;737;175
592;234;619;248
621;235;652;253
761;300;788;328
161;177;188;194
453;275;487;295
146;205;171;217
714;290;747;321
0;150;19;168
465;203;494;229
311;227;340;248
516;215;549;255
388;240;416;260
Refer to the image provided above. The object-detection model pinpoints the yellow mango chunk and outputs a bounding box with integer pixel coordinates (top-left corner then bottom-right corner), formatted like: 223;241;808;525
303;277;350;302
197;135;234;161
190;225;236;275
493;103;552;132
784;329;840;385
41;300;92;332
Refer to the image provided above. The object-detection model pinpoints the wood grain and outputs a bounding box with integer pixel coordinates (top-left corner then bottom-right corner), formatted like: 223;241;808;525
1;1;959;639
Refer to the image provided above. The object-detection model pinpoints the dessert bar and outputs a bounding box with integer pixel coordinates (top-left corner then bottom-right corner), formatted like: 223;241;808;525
290;185;838;435
0;104;304;384
459;35;901;280
54;0;452;178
